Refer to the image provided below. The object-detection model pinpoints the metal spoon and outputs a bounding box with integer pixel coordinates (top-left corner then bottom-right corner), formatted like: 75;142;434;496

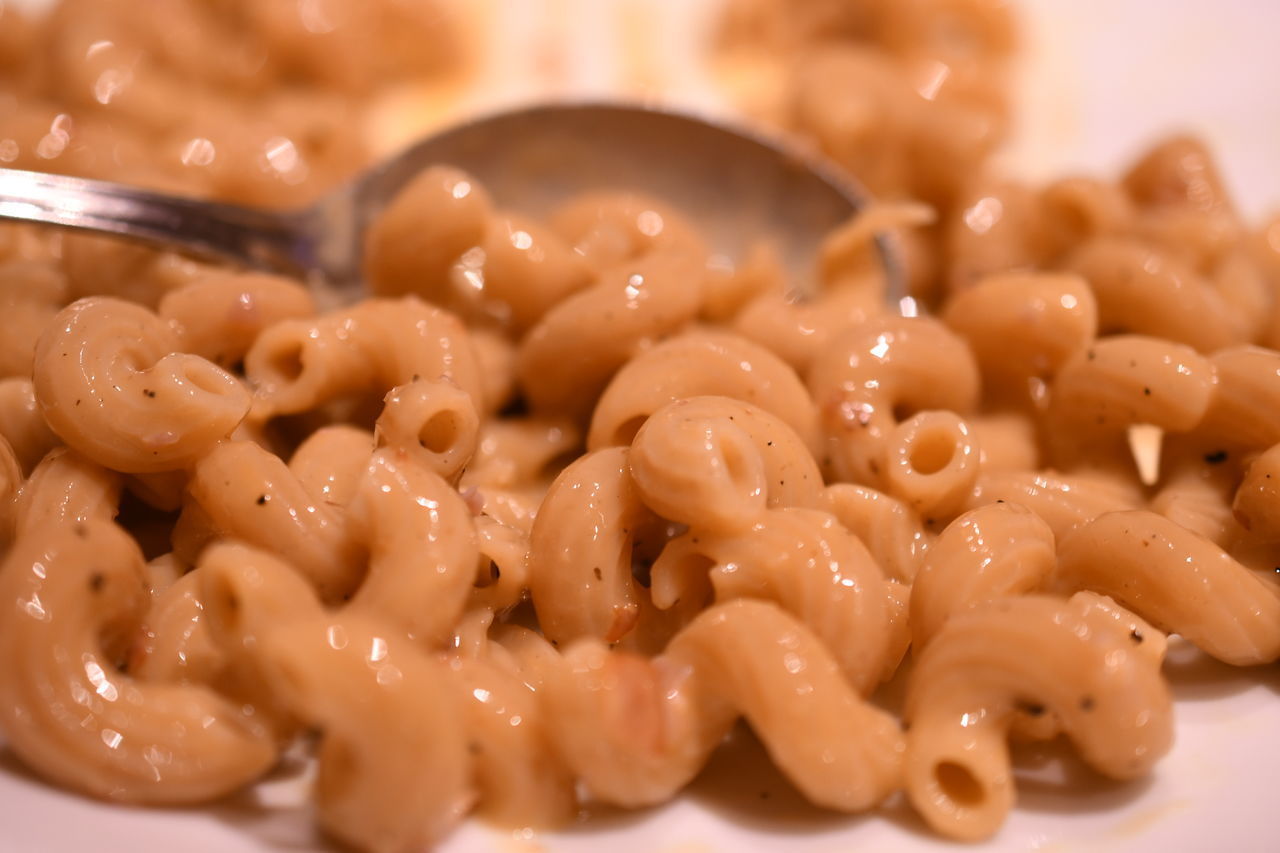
0;102;901;299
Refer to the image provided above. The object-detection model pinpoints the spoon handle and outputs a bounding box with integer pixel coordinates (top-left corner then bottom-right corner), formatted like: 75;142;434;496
0;167;314;277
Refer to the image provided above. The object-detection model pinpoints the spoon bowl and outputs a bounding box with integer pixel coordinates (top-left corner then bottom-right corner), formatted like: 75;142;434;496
0;102;900;300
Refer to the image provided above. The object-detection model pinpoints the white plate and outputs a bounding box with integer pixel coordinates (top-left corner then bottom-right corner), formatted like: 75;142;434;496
3;1;1279;851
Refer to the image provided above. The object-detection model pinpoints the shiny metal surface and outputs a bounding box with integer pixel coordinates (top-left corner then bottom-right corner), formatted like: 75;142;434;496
0;102;901;300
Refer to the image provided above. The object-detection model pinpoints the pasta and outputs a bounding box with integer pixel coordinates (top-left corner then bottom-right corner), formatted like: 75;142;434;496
1;0;1279;850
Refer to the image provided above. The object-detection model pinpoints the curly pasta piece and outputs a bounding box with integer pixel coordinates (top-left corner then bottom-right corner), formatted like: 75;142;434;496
881;410;979;520
549;190;709;271
905;593;1172;840
0;520;276;804
0;377;60;473
1065;237;1242;350
528;447;658;646
287;424;373;507
649;507;895;694
196;542;472;850
125;567;295;742
1233;442;1280;541
469;514;531;613
548;599;904;811
1055;510;1280;665
909;502;1056;649
587;329;820;452
345;448;479;646
1195;346;1280;450
1150;450;1243;547
516;251;703;419
129;571;222;685
942;272;1097;405
458;212;596;334
628;396;823;534
732;285;884;374
184;440;364;600
0;258;66;379
362;165;493;301
459;415;581;535
0;436;20;541
809;315;980;486
820;483;932;583
1037;176;1135;255
244;296;485;418
375;377;479;483
33;297;251;472
365;163;594;334
157;271;316;369
255;614;470;853
14;447;121;532
965;469;1141;539
452;655;577;828
1050;335;1217;434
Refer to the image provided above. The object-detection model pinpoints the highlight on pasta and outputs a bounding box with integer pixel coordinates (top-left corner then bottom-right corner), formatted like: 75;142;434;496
2;0;1280;851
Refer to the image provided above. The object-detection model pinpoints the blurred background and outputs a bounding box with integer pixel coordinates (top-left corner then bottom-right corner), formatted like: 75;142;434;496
4;0;1277;219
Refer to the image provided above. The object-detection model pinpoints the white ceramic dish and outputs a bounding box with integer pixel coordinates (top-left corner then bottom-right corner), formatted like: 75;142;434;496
3;1;1279;851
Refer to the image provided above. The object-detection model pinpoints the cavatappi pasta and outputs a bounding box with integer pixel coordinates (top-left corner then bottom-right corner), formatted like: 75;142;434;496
3;1;1280;851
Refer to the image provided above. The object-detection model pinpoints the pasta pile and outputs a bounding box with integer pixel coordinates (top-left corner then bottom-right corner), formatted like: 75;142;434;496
0;0;462;207
3;1;1280;852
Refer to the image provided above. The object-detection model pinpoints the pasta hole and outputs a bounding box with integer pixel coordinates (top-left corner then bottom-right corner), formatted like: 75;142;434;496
935;761;984;809
419;409;461;454
892;402;918;422
266;341;306;384
612;415;649;447
908;429;956;475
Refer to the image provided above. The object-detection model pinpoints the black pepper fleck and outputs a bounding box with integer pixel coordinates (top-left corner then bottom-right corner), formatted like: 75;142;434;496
593;567;603;581
143;389;157;398
1130;629;1144;643
1142;387;1151;396
256;494;269;505
1015;699;1046;717
1204;451;1228;465
88;573;104;592
1080;696;1095;712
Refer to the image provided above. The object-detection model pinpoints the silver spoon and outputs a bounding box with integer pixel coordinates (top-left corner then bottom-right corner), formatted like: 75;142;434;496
0;102;901;300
